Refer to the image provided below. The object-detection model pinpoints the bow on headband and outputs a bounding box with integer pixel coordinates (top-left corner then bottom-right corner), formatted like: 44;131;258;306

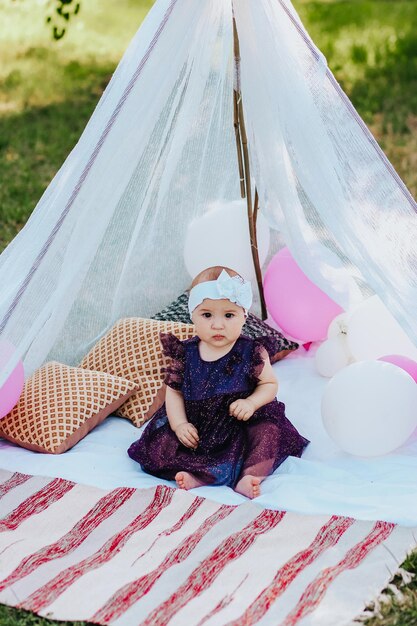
216;270;253;309
188;270;253;315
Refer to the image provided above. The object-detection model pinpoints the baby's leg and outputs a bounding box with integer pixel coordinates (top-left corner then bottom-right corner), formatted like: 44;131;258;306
234;475;262;499
234;420;280;499
175;472;206;490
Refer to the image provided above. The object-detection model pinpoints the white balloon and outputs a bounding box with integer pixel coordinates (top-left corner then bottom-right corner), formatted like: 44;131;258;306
183;200;270;279
321;361;417;456
327;312;350;340
315;336;350;378
347;295;417;361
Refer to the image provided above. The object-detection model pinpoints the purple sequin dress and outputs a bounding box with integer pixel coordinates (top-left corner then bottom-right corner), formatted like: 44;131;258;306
128;333;309;487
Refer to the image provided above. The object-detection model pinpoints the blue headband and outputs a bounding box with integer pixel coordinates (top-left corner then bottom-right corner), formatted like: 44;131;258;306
188;270;253;316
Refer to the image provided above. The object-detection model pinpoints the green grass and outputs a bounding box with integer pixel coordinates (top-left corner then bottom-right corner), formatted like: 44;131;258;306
359;549;417;625
295;0;417;191
1;1;417;625
297;0;417;97
0;68;113;250
0;0;154;251
0;605;91;626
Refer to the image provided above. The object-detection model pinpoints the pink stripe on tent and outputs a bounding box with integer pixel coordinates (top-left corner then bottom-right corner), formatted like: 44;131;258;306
280;520;395;626
21;485;174;612
226;515;355;626
140;509;286;626
92;503;233;623
0;472;31;498
0;0;179;337
0;478;75;532
0;486;135;592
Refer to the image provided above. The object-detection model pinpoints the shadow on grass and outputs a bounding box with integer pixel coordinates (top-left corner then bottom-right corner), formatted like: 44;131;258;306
298;0;383;33
0;61;114;252
297;0;417;37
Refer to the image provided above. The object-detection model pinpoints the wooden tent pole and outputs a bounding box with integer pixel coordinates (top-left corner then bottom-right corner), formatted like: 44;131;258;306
233;18;267;319
233;91;246;198
233;21;246;199
253;187;259;225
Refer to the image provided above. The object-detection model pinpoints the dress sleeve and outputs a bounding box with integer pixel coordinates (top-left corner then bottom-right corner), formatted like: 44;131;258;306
249;340;270;383
160;332;186;391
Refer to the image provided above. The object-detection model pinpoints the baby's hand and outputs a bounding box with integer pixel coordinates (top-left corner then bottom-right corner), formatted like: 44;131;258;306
229;398;255;421
174;422;199;449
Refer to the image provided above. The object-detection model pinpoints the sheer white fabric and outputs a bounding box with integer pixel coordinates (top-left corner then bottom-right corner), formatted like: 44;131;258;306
234;0;417;339
0;0;416;384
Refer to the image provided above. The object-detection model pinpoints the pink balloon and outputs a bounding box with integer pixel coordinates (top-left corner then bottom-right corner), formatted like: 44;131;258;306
379;355;417;384
264;247;343;342
0;341;25;419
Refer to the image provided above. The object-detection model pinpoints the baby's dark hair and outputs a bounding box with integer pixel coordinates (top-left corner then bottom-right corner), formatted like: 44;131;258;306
190;266;242;289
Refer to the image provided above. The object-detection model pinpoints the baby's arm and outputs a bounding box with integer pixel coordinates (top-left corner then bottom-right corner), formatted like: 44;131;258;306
229;352;278;421
165;386;199;449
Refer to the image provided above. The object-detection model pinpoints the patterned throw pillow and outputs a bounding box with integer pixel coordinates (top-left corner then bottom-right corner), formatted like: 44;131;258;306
79;318;195;427
151;292;299;363
0;362;138;454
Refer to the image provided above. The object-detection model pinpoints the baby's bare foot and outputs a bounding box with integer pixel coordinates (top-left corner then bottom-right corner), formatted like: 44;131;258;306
234;475;262;499
175;471;205;490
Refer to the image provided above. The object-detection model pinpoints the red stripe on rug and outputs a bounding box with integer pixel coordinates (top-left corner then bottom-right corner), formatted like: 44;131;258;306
160;496;204;537
131;496;205;564
140;509;286;626
281;520;396;626
0;478;75;532
0;487;135;592
0;472;31;499
92;503;234;623
225;515;355;626
195;576;249;626
20;485;174;613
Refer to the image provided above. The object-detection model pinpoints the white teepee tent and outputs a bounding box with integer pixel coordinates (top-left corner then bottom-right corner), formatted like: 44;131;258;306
0;0;416;383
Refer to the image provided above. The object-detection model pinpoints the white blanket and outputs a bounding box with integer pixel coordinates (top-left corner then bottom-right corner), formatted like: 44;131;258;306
1;349;417;525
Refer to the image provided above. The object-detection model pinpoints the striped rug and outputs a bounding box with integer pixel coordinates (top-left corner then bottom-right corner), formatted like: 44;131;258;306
0;469;415;625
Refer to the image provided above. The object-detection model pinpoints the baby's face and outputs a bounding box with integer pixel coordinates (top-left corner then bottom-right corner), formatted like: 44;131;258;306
192;298;245;350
